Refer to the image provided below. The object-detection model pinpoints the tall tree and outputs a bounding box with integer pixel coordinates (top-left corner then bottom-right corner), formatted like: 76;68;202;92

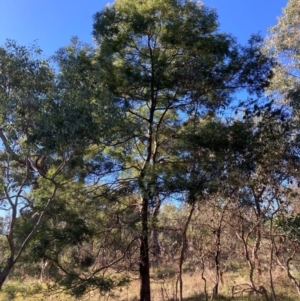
0;39;122;290
92;1;272;300
0;40;57;289
265;0;300;198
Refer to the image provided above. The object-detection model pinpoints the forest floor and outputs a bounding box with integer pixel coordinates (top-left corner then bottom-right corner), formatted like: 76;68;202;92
0;268;298;300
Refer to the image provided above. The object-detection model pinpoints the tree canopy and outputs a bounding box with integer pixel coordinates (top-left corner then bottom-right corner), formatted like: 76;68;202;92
2;1;300;301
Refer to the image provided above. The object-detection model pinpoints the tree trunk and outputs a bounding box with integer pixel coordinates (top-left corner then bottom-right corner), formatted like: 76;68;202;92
212;227;221;298
179;203;195;301
0;257;14;290
140;196;151;301
212;207;226;299
151;195;161;261
151;229;160;258
40;258;50;282
253;221;262;276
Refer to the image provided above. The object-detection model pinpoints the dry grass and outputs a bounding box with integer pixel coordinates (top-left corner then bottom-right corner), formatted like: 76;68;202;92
0;267;299;301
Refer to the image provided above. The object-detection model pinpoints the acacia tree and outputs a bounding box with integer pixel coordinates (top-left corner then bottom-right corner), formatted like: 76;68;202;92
92;1;272;300
0;41;60;289
0;39;123;290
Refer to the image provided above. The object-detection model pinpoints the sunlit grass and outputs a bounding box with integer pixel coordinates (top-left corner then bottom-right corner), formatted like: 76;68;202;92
0;267;299;301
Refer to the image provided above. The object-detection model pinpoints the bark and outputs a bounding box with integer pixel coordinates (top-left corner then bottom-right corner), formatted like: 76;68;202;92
286;258;300;296
269;224;277;301
212;223;222;298
179;203;195;301
235;207;270;300
275;247;300;296
0;173;59;290
253;220;262;276
0;257;14;290
235;209;257;291
211;203;228;299
252;189;266;278
140;196;151;301
151;196;161;260
151;229;160;258
40;258;52;282
201;258;209;301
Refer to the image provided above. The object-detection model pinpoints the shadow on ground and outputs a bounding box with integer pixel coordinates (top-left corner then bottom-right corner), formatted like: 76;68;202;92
179;292;296;301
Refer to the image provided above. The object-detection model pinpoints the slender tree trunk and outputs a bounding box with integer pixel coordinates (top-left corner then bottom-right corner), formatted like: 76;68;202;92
212;226;221;298
140;196;151;301
275;247;300;296
201;258;209;301
253;220;262;276
269;219;277;301
0;257;14;290
151;196;161;262
40;258;51;282
235;211;257;291
151;229;160;258
253;192;264;278
212;206;226;299
0;184;58;290
179;203;195;301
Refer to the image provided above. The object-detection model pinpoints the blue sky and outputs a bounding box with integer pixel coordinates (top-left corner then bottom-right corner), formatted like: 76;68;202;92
0;0;287;56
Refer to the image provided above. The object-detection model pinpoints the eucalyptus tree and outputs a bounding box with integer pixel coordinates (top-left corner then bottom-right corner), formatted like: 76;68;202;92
264;5;300;293
265;0;300;101
265;0;300;184
92;0;272;300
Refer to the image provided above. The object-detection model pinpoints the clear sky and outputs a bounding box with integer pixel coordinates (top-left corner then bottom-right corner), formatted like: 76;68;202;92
0;0;288;57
